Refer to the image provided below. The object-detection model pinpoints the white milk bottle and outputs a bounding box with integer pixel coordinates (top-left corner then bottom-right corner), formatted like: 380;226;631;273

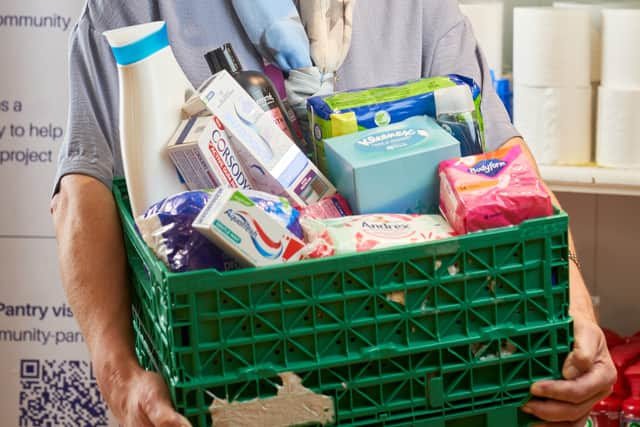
104;21;192;217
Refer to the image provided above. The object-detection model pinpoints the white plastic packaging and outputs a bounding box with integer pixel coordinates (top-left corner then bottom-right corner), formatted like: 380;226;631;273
104;21;192;217
434;85;484;157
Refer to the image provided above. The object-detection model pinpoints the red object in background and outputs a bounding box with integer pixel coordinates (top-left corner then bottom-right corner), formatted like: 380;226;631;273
610;342;640;397
621;362;640;425
603;328;626;348
590;395;623;427
589;330;640;425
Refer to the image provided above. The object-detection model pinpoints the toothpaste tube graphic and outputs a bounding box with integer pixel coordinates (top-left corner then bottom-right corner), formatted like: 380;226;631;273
223;209;284;259
193;188;305;267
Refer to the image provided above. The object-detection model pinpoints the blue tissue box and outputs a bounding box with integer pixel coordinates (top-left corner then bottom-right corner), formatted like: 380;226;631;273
324;116;461;214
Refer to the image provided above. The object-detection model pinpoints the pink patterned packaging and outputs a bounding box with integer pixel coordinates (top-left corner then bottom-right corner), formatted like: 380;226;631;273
438;145;553;235
301;214;456;259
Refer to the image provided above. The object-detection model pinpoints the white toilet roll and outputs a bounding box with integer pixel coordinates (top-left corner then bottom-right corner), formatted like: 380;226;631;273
553;2;640;82
514;85;592;165
596;86;640;168
602;9;640;88
513;7;591;87
459;2;504;77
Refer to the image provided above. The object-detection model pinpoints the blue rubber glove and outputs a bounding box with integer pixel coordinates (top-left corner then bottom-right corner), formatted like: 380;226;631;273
231;0;312;72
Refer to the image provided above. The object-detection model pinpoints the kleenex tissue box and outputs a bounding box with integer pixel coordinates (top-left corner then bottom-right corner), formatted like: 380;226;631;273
324;116;460;214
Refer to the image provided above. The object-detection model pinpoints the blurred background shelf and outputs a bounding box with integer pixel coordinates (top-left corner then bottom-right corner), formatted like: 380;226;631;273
540;165;640;196
460;0;640;338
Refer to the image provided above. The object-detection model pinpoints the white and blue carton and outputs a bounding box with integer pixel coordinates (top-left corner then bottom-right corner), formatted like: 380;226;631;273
192;187;305;267
324;115;461;215
167;115;253;191
185;70;335;207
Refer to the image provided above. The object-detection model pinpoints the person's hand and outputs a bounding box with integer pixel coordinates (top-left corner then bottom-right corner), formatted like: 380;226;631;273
101;362;191;427
521;315;617;426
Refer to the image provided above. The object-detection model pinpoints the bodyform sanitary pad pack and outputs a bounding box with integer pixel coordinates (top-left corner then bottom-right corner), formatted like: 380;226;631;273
439;144;553;235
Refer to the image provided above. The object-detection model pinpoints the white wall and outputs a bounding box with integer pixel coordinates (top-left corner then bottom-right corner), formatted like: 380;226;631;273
0;1;117;425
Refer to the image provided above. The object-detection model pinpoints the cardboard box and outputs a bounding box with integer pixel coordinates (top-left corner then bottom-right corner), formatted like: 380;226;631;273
324;116;461;215
167;115;253;191
185;71;335;206
192;188;305;267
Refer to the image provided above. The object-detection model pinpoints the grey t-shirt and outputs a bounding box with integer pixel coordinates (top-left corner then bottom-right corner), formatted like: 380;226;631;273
55;0;518;192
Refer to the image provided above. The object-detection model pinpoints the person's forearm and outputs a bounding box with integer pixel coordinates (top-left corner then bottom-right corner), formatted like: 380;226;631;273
566;237;596;321
51;174;139;407
504;137;597;322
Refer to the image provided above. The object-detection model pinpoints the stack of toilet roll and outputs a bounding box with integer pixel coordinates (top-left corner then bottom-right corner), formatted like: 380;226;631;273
513;7;592;165
459;1;504;78
553;2;639;82
553;1;640;166
596;9;640;168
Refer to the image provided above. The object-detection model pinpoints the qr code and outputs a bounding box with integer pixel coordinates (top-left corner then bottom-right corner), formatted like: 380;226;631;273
19;359;109;427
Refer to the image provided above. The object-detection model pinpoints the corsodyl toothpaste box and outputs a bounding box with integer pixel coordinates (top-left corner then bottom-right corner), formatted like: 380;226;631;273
167;115;252;190
193;187;305;267
324;115;461;215
187;70;335;207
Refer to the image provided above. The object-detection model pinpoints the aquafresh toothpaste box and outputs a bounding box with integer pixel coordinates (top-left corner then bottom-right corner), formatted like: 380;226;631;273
185;70;336;207
192;187;305;267
167;115;253;191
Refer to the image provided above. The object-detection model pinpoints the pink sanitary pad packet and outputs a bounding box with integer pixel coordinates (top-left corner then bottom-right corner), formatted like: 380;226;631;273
438;144;553;234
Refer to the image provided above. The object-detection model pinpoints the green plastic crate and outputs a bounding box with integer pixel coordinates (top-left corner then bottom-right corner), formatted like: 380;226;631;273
134;309;546;427
114;178;572;427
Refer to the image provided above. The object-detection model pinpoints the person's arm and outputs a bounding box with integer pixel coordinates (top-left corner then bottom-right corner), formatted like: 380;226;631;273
53;6;191;424
502;138;594;316
504;137;616;426
425;2;616;424
504;137;598;323
52;174;190;427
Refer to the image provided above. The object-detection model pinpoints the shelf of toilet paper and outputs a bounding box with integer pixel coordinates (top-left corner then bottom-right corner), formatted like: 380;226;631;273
540;165;640;197
512;4;640;169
